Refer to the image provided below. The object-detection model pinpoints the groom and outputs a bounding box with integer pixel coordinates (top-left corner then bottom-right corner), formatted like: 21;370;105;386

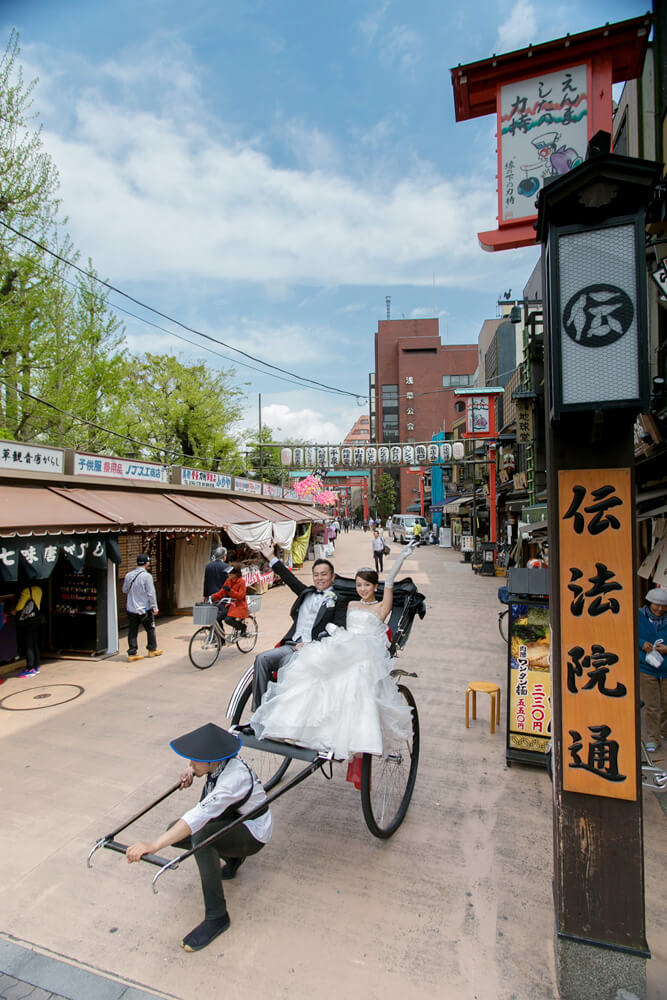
248;542;348;710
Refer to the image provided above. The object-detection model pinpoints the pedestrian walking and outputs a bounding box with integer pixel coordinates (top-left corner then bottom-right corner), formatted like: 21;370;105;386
638;587;667;751
122;554;162;662
372;529;385;573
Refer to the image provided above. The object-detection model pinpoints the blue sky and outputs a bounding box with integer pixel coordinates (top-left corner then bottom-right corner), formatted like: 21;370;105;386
1;0;648;443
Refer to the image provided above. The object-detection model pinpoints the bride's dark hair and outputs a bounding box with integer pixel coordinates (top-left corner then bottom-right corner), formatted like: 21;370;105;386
356;567;379;585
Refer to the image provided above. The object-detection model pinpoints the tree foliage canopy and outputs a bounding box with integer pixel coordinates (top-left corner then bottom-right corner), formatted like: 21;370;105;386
0;31;248;470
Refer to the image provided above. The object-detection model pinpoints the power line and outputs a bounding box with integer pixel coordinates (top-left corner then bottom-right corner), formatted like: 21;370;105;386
0;219;368;402
0;376;238;466
19;249;350;396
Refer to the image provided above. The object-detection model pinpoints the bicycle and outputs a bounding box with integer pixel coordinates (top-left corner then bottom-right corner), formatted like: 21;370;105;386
188;596;260;669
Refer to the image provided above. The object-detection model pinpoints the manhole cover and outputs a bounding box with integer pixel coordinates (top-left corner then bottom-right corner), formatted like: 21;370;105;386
0;684;85;711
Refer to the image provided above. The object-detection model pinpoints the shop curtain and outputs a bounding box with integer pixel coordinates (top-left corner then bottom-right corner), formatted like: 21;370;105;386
0;533;121;583
225;521;273;549
174;534;211;609
272;520;296;550
291;523;311;565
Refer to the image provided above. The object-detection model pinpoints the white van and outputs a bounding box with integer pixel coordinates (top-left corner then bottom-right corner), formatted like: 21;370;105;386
391;514;428;543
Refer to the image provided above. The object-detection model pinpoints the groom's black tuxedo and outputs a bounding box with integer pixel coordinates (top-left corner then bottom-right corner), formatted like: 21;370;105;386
250;559;349;709
271;559;348;645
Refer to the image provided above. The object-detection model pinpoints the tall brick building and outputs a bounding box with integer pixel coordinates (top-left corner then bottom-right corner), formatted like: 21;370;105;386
372;318;478;511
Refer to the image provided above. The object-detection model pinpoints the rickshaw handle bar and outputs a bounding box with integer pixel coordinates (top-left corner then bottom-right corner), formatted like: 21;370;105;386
103;781;182;840
151;755;324;893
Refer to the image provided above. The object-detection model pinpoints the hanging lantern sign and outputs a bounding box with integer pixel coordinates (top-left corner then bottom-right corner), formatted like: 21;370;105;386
366;446;377;464
378;445;390;464
427;443;440;463
280;448;292;466
441;443;453;462
329;446;340;466
415;444;427;462
291;447;303;467
452;442;465;460
317;447;329;467
402;445;415;464
341;447;352;466
305;447;317;467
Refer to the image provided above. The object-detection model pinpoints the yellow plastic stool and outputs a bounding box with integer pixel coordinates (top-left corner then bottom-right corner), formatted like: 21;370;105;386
466;681;501;734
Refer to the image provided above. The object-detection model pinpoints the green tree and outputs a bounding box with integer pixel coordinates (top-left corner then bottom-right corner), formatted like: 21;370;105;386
244;425;283;484
375;472;397;520
120;353;246;468
0;30;62;439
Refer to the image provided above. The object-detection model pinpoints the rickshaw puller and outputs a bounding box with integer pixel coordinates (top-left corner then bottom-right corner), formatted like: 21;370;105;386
126;723;271;952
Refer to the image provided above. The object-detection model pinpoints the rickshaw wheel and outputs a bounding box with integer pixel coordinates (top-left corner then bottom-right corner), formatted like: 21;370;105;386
361;684;419;838
231;681;291;791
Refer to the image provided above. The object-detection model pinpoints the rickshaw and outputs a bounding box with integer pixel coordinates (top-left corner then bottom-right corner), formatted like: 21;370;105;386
87;577;426;888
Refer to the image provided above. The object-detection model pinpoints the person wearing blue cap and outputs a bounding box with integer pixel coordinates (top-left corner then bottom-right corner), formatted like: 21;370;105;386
126;723;271;951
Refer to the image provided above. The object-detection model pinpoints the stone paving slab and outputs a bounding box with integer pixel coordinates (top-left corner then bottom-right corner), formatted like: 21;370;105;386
0;940;169;1000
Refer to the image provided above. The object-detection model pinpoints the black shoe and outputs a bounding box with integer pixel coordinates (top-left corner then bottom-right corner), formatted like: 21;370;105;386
221;856;245;880
181;914;230;952
236;723;255;736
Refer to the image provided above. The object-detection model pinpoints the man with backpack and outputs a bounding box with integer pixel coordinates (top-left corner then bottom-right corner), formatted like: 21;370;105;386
122;553;162;662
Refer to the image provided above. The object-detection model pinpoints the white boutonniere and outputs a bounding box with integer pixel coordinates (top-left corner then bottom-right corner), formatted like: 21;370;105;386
322;588;337;608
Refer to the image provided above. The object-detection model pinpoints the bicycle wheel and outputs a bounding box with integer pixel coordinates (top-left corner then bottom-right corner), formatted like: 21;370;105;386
189;626;221;669
498;609;508;643
360;684;420;838
236;616;258;653
231;681;291;791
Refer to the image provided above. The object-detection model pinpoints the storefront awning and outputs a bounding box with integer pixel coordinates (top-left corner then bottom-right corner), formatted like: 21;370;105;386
50;487;212;531
261;501;319;522
444;496;474;513
230;499;295;523
166;494;262;525
0;485;117;536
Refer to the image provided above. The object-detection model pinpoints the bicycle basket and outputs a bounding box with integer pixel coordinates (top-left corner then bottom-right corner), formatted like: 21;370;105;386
193;603;218;626
247;594;262;614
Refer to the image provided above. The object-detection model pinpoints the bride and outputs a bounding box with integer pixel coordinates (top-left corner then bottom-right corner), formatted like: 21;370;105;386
249;546;415;760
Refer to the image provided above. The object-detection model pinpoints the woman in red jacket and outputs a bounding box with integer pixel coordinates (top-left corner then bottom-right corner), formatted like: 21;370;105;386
211;564;249;637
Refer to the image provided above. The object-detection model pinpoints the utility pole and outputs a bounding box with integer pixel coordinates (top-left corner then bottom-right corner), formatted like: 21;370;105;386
258;393;263;484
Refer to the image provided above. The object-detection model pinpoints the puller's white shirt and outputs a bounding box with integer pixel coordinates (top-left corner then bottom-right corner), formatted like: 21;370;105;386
181;757;272;843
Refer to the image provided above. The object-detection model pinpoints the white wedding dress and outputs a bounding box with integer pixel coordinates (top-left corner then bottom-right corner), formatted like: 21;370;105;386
249;605;413;760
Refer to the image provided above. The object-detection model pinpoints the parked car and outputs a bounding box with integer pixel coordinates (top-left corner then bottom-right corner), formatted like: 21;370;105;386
391;514;428;543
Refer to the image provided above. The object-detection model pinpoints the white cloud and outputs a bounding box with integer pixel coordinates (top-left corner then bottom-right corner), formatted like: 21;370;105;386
496;0;538;54
247;402;358;444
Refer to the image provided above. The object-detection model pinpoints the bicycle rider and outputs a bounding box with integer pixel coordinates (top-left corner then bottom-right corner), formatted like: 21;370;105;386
210;564;249;640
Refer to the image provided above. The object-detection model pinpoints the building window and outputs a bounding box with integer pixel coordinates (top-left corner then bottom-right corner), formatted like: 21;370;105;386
455;400;466;413
442;374;473;388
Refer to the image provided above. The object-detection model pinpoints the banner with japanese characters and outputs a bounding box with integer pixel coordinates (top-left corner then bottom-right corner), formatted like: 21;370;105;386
74;453;169;482
281;442;464;467
559;468;636;800
0;440;64;473
508;601;551;754
0;534;122;583
180;467;232;490
499;64;588;224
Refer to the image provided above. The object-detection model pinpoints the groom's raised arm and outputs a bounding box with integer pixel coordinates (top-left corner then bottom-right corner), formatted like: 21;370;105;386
259;543;307;597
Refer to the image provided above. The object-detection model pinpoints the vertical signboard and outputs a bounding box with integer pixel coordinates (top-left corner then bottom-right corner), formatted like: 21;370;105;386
507;601;551;762
499;65;587;224
559;468;636;800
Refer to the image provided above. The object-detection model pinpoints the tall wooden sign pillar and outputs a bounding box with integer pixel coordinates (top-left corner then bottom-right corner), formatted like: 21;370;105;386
537;148;659;1000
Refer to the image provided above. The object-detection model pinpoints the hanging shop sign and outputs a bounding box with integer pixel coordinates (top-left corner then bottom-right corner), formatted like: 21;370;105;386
650;257;667;300
498;66;587;227
0;533;122;583
559;467;636;800
181;467;232;490
515;400;533;444
0;440;64;473
507;601;551;759
280;442;464;467
74;453;169;483
283;488;299;500
449;17;650;251
234;476;262;495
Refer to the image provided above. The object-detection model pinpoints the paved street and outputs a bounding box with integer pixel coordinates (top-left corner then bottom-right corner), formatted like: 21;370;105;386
0;531;665;1000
